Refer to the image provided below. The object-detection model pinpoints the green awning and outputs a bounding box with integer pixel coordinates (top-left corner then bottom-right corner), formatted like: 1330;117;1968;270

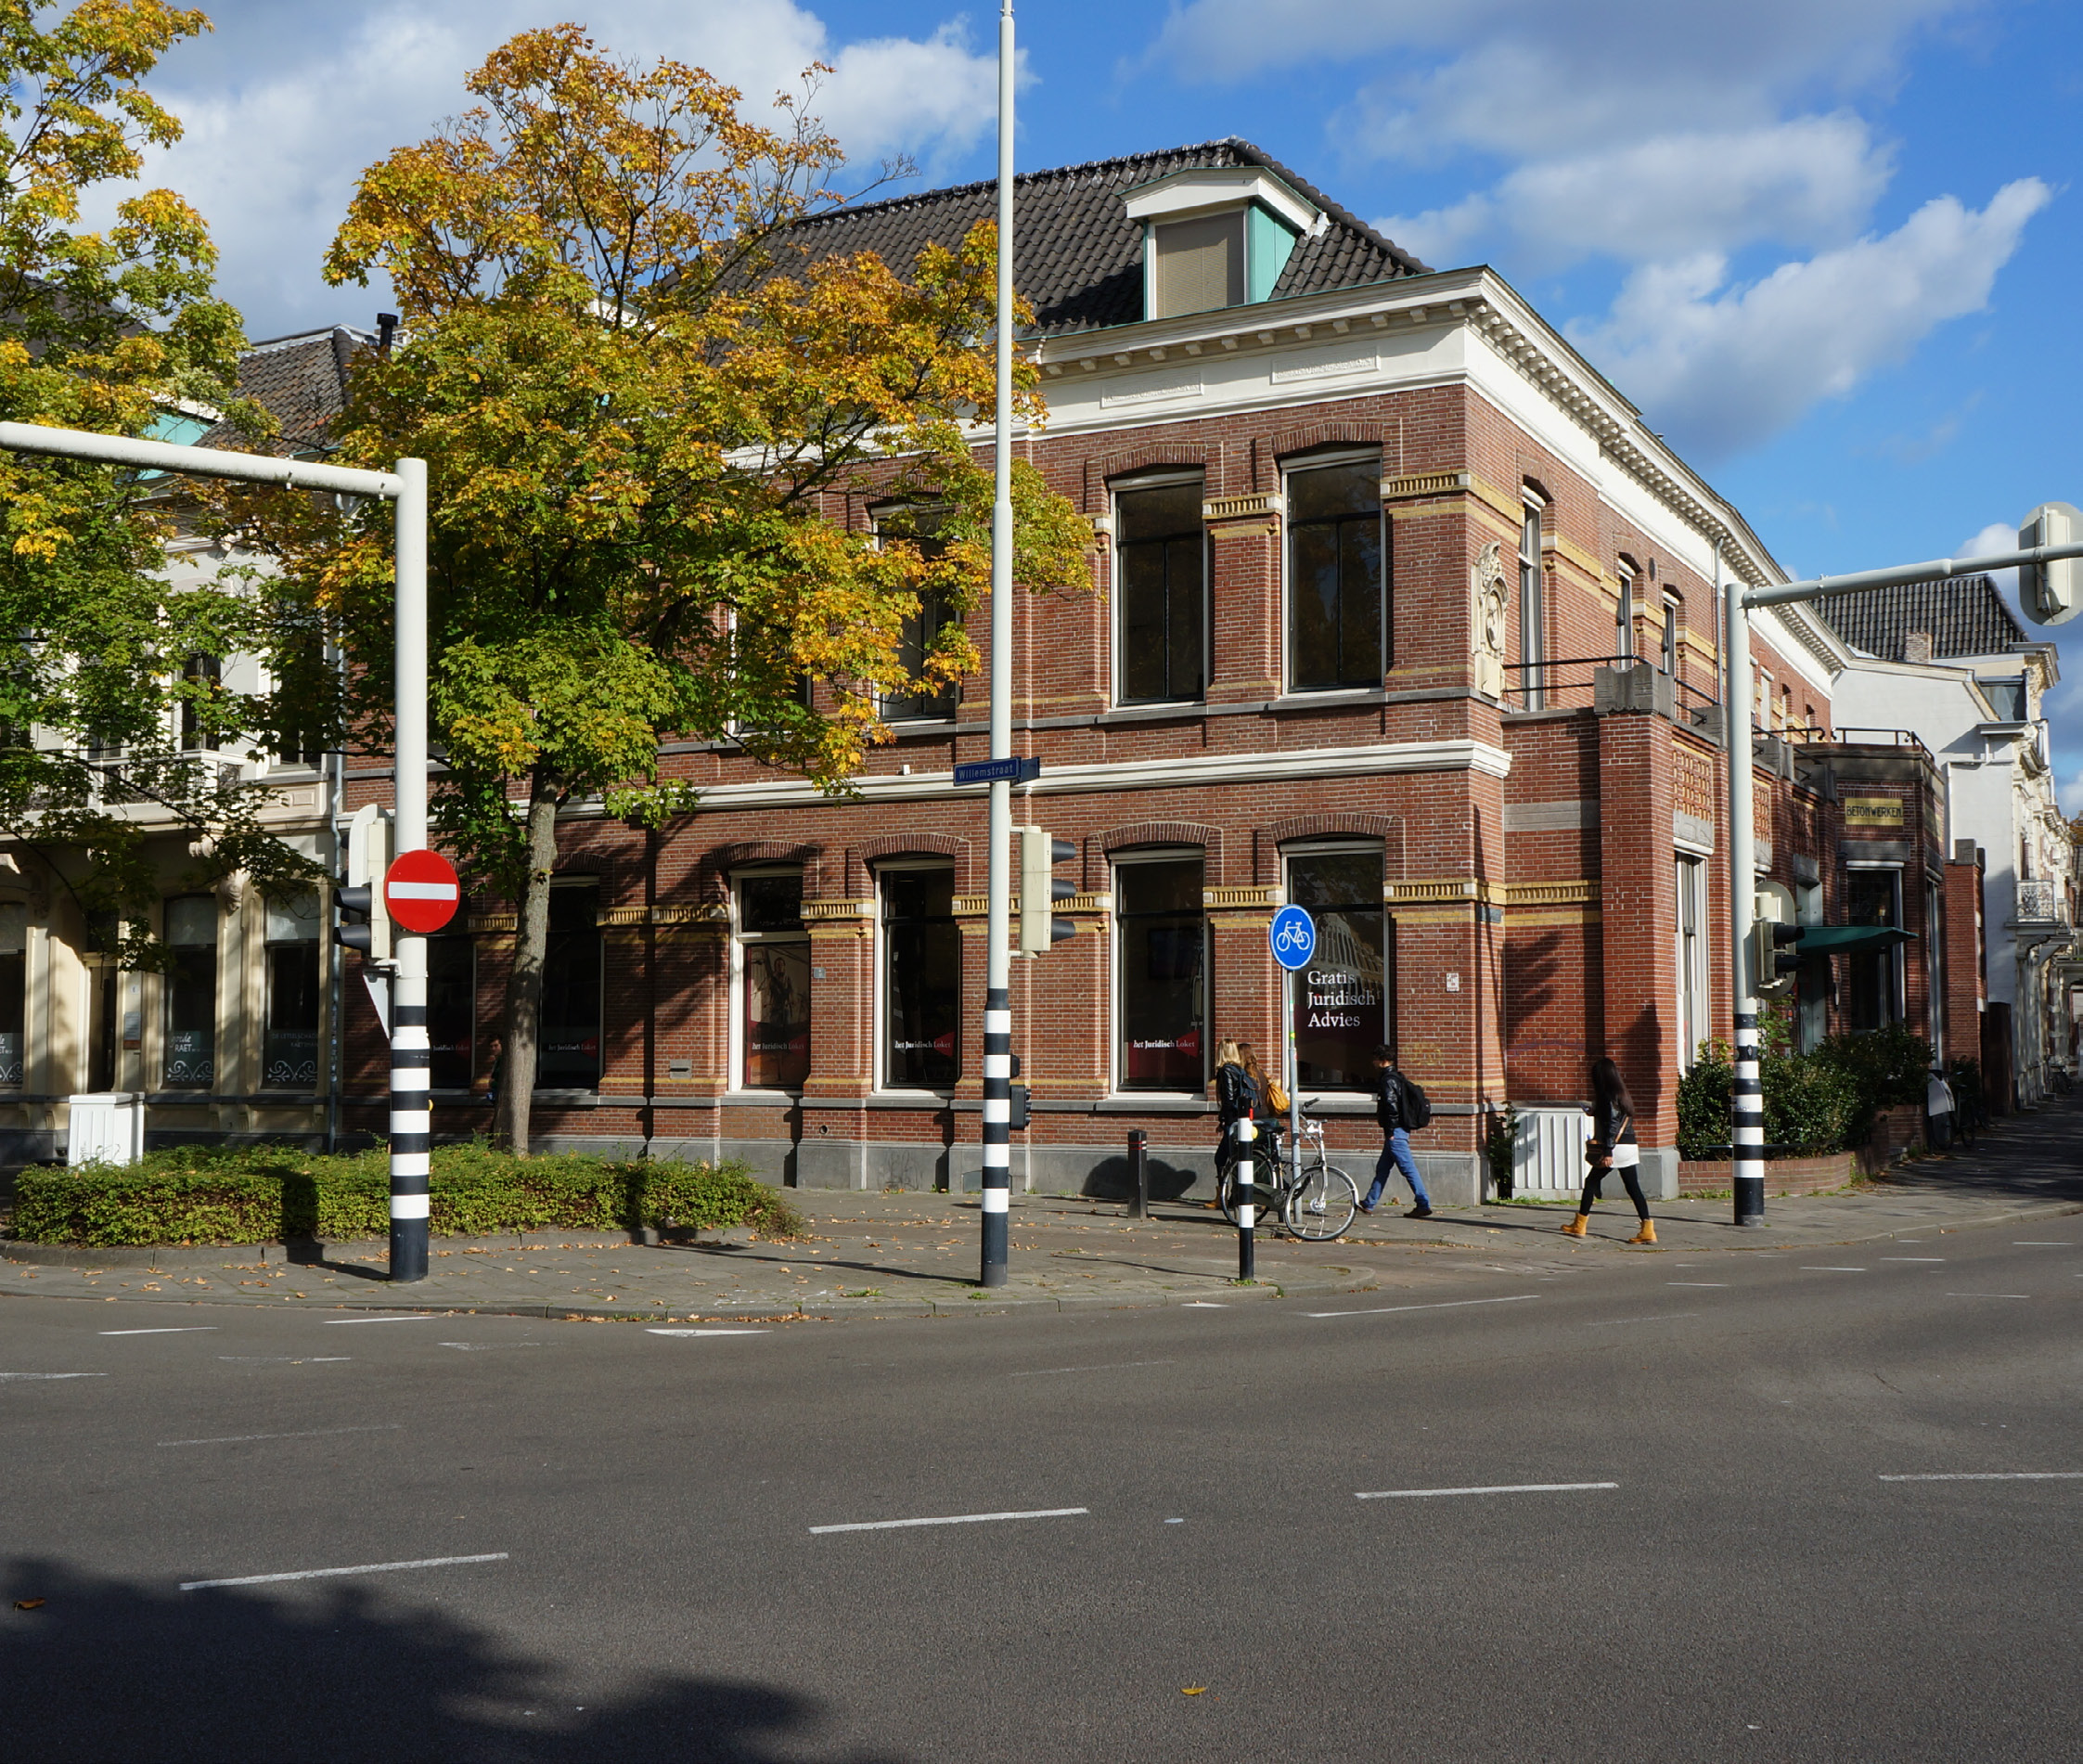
1791;924;1917;954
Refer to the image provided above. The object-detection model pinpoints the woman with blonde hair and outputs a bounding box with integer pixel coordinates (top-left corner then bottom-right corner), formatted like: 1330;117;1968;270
1213;1038;1257;1189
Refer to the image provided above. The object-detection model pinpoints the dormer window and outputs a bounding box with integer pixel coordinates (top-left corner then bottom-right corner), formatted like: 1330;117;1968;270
1125;167;1319;322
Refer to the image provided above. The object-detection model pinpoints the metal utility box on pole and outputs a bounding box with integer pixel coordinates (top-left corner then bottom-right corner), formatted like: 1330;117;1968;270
1721;514;2083;1227
0;420;431;1281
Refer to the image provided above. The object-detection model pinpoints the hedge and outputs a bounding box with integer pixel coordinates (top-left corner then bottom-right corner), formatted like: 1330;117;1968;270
11;1140;804;1247
1678;1017;1935;1161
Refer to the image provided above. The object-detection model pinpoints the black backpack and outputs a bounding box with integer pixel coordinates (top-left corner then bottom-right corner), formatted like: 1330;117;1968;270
1398;1073;1433;1130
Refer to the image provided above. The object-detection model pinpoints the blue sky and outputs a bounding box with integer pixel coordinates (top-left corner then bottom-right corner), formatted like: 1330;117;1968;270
120;0;2083;798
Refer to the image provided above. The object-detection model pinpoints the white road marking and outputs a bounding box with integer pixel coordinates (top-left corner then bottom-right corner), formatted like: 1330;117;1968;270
1587;1313;1697;1327
181;1552;508;1590
0;1371;107;1380
810;1507;1088;1536
1304;1294;1538;1319
1667;1281;1729;1287
1802;1267;1866;1272
218;1356;352;1363
1009;1359;1173;1378
646;1328;768;1337
1879;1472;2083;1483
100;1326;218;1335
1880;1258;1945;1263
1180;1302;1228;1308
2013;1242;2071;1246
323;1313;450;1325
1356;1482;1618;1500
161;1424;402;1447
1945;1293;2030;1300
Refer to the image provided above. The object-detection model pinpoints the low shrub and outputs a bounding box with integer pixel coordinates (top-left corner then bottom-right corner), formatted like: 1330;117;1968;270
11;1140;804;1246
1675;1012;1904;1161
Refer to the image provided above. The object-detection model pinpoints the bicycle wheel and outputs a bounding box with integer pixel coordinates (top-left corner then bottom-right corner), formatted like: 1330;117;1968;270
1287;1164;1358;1240
1218;1165;1278;1228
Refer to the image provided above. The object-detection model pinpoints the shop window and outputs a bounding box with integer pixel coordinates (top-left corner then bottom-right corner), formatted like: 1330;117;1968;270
0;901;22;1086
1287;845;1389;1089
1287;456;1384;691
428;935;474;1090
262;892;321;1089
882;867;959;1089
1117;855;1205;1091
1845;867;1903;1033
739;871;811;1090
1115;475;1206;703
163;895;217;1088
537;884;601;1088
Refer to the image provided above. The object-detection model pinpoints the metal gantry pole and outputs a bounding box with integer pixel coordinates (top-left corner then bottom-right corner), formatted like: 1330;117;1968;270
980;0;1016;1288
1723;565;1765;1227
388;457;431;1282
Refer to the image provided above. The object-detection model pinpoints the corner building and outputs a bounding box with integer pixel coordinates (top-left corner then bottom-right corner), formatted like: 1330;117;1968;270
349;141;1858;1203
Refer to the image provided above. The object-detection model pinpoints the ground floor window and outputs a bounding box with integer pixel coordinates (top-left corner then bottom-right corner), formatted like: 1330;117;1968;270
882;867;958;1088
262;892;321;1088
1117;854;1205;1091
0;901;23;1086
1845;866;1903;1033
1287;844;1388;1089
739;870;810;1089
1675;856;1707;1070
163;895;217;1088
538;883;601;1088
428;935;474;1090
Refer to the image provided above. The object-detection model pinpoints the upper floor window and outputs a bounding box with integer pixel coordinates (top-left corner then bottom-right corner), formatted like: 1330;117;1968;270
874;506;958;724
1614;563;1636;663
1518;500;1545;709
1114;474;1206;703
1983;676;2026;722
1287;456;1384;691
1151;212;1244;318
179;654;223;752
1662;596;1680;676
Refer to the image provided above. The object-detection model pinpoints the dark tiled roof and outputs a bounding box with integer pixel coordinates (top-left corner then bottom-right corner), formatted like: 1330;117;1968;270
777;139;1429;337
200;326;372;452
1815;574;2026;662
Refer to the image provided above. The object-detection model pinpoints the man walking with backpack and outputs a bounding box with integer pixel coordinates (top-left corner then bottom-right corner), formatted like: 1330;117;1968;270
1360;1044;1434;1218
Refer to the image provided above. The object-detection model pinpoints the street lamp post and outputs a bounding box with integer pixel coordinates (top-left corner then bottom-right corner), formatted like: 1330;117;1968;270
0;420;431;1280
1719;520;2083;1226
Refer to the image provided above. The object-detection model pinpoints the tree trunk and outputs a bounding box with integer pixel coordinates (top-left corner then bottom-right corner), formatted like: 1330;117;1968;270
497;779;559;1156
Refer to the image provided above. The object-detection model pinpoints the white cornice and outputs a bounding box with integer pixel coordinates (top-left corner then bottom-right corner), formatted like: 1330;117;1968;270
674;738;1511;816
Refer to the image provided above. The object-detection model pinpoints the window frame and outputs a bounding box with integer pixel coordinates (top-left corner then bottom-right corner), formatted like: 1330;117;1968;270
869;502;960;725
161;893;219;1090
260;890;323;1093
536;879;603;1092
1281;449;1388;695
1283;839;1392;1090
1844;862;1906;1033
731;866;812;1095
0;899;25;1088
1111;845;1209;1095
1674;855;1708;1072
1614;561;1636;663
1662;595;1681;677
1519;496;1546;709
1110;469;1210;707
875;859;961;1095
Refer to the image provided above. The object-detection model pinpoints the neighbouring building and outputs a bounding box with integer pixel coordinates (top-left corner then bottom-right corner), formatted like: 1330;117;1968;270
1820;574;2076;1105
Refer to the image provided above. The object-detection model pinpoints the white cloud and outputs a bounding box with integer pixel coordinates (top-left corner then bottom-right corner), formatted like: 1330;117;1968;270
1570;179;2051;461
94;1;1005;336
1961;521;2021;598
1382;115;1894;273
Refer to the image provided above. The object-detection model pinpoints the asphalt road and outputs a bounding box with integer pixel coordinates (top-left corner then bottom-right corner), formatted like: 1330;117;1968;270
5;1220;2080;1761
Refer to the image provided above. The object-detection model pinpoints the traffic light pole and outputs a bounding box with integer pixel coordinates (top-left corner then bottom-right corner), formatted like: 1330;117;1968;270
1720;526;2083;1228
980;0;1017;1288
0;421;428;1277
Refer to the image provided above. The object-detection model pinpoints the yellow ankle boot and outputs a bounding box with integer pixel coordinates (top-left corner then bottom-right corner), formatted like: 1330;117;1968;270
1560;1214;1588;1237
1627;1219;1657;1244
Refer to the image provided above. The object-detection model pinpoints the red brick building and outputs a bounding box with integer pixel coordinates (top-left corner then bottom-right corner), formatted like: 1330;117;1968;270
328;141;1883;1202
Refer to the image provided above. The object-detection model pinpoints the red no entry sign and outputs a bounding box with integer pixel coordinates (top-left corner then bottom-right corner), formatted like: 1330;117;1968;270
383;849;461;934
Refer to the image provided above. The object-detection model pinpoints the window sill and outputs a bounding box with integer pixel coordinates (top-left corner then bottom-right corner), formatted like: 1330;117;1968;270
1095;1095;1215;1114
722;1089;804;1106
1270;687;1390;709
528;1088;598;1108
1099;699;1206;724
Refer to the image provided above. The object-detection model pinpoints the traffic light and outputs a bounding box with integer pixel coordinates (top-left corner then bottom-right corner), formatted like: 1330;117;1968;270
1749;917;1801;996
2017;501;2083;628
337;802;392;962
1017;825;1075;956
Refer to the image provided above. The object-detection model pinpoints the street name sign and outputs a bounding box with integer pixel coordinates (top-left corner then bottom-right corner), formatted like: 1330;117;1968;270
952;755;1042;787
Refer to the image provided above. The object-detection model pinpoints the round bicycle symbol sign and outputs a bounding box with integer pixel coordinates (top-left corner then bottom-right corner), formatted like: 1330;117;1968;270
1269;905;1316;972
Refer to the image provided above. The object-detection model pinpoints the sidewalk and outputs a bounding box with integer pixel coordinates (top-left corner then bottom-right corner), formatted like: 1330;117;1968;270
5;1094;2078;1321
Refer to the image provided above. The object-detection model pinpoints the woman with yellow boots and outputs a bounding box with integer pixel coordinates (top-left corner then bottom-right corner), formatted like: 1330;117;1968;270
1561;1056;1655;1243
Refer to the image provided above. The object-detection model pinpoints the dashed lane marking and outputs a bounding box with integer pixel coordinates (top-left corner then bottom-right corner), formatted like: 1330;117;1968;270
101;1327;218;1335
181;1552;508;1590
811;1507;1088;1536
1010;1360;1173;1378
1357;1482;1618;1501
1944;1293;2031;1300
1587;1313;1697;1327
1303;1294;1538;1320
161;1424;402;1447
322;1314;452;1325
646;1328;769;1337
1879;1472;2083;1483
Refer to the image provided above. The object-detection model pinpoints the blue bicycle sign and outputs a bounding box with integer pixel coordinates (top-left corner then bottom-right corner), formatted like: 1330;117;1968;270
1268;905;1316;972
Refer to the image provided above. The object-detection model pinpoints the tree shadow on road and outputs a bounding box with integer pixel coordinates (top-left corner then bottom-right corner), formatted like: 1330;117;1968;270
2;1557;904;1764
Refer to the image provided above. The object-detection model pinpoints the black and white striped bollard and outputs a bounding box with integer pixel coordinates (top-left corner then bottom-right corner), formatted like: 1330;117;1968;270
1235;1115;1255;1281
1732;1010;1765;1226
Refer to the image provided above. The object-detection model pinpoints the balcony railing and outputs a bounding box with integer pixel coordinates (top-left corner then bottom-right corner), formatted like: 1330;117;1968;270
1501;655;1721;727
2016;879;2066;926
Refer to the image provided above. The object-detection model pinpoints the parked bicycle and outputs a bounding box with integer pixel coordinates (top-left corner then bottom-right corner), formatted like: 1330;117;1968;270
1215;1101;1359;1240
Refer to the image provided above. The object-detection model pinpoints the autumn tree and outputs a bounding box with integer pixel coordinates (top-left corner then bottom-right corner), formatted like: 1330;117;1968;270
250;26;1090;1152
0;0;308;960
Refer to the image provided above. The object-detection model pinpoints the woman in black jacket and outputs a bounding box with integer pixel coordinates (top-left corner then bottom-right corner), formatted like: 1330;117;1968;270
1562;1056;1653;1243
1214;1039;1257;1181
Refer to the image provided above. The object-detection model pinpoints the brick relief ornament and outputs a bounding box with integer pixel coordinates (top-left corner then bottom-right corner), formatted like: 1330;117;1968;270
1472;539;1508;700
